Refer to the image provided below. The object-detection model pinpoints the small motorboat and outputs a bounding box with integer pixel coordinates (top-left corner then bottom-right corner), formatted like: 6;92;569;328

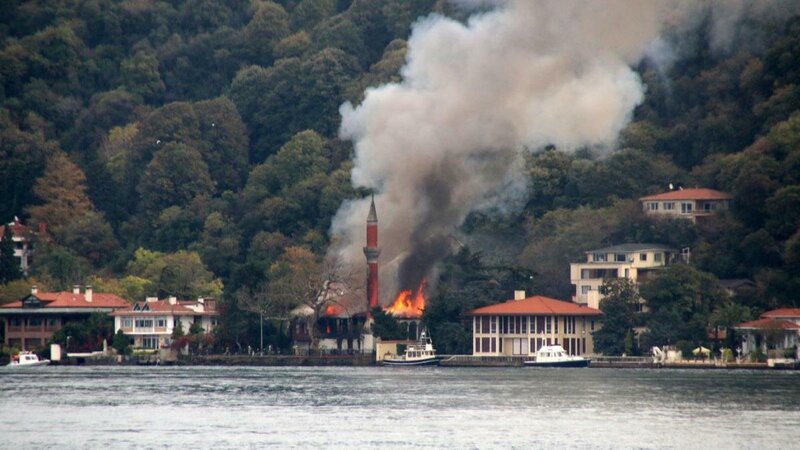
523;345;590;368
383;329;439;366
7;351;50;367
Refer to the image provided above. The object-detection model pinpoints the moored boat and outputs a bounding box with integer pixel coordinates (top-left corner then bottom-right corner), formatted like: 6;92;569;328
523;344;590;368
383;329;438;366
7;351;50;367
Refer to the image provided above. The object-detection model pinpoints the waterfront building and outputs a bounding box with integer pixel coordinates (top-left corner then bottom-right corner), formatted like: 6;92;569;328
110;296;218;349
734;308;800;358
570;243;676;309
639;188;732;222
0;218;34;276
467;291;602;357
0;285;128;350
291;302;369;353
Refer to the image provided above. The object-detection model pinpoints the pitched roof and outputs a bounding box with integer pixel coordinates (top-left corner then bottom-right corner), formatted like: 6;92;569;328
1;292;129;309
586;243;675;254
640;188;732;201
734;318;800;330
110;299;218;316
762;308;800;319
0;219;30;239
467;295;602;316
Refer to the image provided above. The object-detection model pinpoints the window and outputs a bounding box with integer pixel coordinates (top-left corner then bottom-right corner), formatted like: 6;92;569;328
703;202;716;211
592;253;607;262
664;202;675;210
681;202;693;214
475;338;480;353
640;253;647;261
615;254;626;262
142;336;159;349
545;316;551;334
521;316;527;334
135;319;154;329
481;316;489;333
591;320;595;331
490;317;496;333
46;318;59;328
554;316;558;334
122;318;132;328
9;318;22;327
646;202;658;211
654;252;662;262
27;318;42;327
156;317;167;328
581;285;591;294
481;338;490;353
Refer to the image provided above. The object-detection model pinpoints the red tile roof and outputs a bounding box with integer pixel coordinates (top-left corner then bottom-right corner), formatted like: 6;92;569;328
735;318;800;330
1;291;129;309
109;300;218;316
467;295;602;316
762;308;800;319
640;188;732;201
0;219;30;239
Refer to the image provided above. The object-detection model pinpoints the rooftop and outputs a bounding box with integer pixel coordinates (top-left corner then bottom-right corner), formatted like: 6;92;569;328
467;295;602;316
640;188;732;201
1;291;129;310
734;317;800;330
762;308;800;319
110;298;217;316
586;243;675;254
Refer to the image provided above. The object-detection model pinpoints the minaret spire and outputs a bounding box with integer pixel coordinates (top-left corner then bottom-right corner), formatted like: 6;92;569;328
363;194;380;310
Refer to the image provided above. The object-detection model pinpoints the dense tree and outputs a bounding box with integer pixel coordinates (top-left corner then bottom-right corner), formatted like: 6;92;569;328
592;279;640;356
0;225;21;284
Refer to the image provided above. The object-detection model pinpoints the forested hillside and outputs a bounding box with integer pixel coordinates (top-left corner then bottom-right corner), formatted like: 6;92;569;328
1;1;799;352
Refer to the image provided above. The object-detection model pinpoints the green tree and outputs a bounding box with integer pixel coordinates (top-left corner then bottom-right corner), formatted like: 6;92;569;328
120;51;165;102
112;329;131;355
370;307;408;340
136;143;215;215
592;278;640;356
0;224;21;284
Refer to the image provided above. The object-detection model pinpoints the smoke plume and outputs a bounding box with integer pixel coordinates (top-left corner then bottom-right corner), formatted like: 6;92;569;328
329;0;794;304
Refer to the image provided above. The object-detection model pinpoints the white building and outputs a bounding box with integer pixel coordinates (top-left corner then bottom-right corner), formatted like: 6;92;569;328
735;308;800;359
570;244;676;309
640;188;732;222
467;292;602;357
110;296;218;349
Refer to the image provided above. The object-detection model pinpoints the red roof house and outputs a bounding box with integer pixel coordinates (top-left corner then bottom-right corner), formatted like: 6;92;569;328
466;292;602;357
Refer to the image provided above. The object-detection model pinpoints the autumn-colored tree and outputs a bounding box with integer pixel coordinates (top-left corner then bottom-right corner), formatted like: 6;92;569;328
266;246;356;350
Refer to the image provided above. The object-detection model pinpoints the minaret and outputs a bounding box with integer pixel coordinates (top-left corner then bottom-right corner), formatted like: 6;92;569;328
363;195;380;310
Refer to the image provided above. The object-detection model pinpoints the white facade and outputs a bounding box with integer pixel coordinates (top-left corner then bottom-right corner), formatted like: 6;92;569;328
570;244;675;309
112;297;218;349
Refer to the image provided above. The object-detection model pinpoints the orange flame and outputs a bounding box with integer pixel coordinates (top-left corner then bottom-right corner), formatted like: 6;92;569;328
386;279;427;318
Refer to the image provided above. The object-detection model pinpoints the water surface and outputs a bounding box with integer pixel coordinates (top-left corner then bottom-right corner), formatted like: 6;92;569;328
1;366;797;449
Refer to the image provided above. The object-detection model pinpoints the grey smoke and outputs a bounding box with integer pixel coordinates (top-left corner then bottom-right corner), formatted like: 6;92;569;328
329;0;796;305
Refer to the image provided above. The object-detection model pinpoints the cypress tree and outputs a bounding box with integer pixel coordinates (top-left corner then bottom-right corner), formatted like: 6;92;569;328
0;225;21;284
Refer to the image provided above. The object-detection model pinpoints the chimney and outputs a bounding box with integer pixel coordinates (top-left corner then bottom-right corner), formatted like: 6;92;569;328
73;285;80;295
196;297;204;311
514;290;526;300
168;296;177;305
146;296;158;303
85;285;93;303
31;285;38;295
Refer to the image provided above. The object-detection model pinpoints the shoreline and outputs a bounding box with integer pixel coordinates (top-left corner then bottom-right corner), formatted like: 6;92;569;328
40;354;798;370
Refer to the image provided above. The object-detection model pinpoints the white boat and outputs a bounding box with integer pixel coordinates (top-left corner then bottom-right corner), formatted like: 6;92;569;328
523;345;590;368
383;330;439;366
7;351;50;367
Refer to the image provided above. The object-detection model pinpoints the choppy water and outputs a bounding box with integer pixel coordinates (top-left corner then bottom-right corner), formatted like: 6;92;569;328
0;366;798;449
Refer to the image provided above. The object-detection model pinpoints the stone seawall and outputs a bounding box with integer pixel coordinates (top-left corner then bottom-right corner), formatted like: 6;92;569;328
186;354;376;366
